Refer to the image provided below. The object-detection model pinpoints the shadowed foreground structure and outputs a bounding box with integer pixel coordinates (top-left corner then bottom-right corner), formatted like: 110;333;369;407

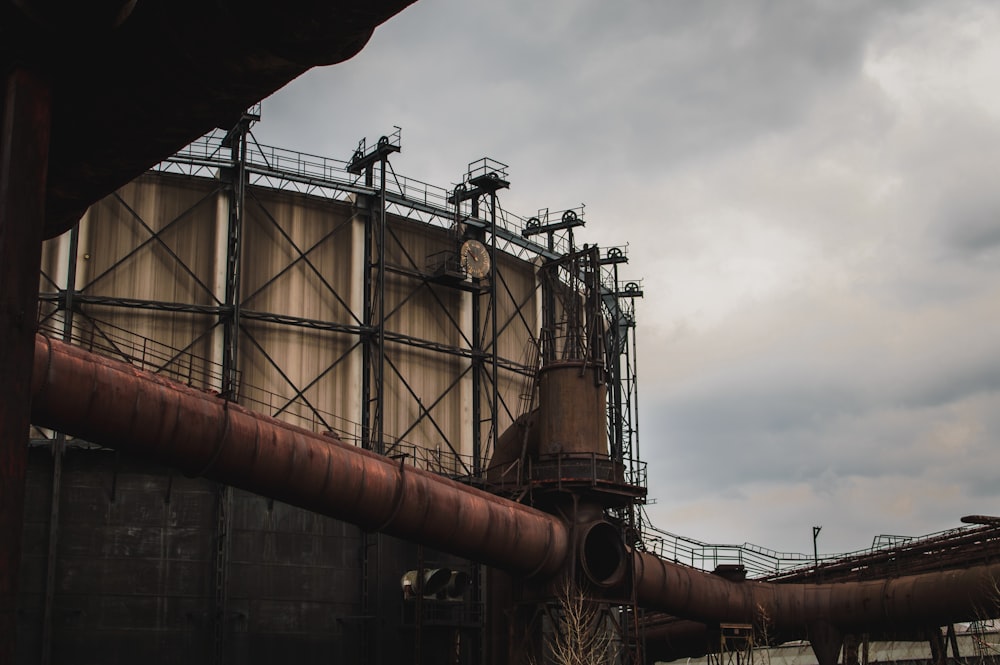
3;2;1000;664
2;1;415;661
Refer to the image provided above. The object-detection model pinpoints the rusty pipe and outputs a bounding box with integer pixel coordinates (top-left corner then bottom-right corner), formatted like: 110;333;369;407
29;334;1000;632
634;550;1000;631
29;334;569;577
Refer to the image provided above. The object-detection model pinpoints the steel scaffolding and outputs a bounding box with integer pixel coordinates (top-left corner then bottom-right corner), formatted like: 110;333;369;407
33;116;645;664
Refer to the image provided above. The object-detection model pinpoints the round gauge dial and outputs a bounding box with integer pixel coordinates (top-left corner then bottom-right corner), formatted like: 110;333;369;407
460;239;491;279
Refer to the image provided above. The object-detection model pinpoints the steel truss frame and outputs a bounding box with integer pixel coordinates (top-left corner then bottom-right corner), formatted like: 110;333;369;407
36;119;644;665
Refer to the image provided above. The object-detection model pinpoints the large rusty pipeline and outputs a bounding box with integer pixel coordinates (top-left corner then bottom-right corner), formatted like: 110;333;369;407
634;549;1000;631
29;334;568;577
28;334;1000;636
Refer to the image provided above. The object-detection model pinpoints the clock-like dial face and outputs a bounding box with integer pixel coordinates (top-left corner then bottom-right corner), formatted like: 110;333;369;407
460;239;491;279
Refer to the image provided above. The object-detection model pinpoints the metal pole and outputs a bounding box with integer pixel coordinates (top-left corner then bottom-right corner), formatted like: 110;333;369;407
487;192;499;476
472;291;482;475
610;261;624;462
222;120;248;400
0;67;51;665
359;159;379;665
543;231;555;365
629;315;641;483
813;526;822;567
361;164;373;451
214;119;249;663
379;157;390;665
377;156;387;456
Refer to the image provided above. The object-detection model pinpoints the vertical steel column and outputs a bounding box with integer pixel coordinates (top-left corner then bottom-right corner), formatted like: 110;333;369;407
606;256;645;665
587;246;602;370
542;231;555;365
468;194;484;476
360;155;386;455
376;156;388;456
609;261;624;462
0;67;51;665
471;287;483;475
221;118;249;400
361;165;374;452
372;154;390;665
40;223;78;664
487;193;499;477
358;149;390;665
625;305;641;483
453;166;506;477
214;117;250;663
359;164;375;665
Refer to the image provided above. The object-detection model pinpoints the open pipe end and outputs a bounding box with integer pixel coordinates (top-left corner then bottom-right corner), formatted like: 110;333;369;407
579;521;627;589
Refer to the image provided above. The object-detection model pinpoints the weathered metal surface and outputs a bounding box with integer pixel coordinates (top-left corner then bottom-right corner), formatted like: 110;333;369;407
16;446;387;663
643;617;717;663
1;68;51;665
537;361;608;456
24;332;1000;662
634;549;1000;631
39;171;522;464
30;334;570;578
16;448;218;661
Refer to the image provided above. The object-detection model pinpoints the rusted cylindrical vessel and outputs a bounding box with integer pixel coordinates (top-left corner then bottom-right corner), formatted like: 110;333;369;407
634;550;1000;630
30;334;569;577
537;361;608;456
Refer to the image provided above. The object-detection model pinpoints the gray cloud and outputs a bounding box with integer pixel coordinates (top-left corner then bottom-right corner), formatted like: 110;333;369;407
256;0;1000;555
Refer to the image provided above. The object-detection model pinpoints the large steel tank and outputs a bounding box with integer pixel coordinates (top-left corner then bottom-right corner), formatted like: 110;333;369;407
26;132;548;664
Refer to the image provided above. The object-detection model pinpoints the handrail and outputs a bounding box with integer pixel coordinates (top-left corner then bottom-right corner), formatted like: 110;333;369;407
639;513;1000;580
151;130;592;261
33;321;481;480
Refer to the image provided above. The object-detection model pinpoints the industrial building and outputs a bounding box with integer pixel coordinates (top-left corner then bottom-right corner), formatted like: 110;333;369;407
18;117;643;663
4;3;1000;665
15;117;1000;665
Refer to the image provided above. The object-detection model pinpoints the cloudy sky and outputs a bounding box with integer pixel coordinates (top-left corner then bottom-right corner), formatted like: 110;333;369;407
254;0;1000;556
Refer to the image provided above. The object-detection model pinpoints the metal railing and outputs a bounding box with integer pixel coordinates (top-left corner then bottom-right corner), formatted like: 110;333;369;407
638;516;999;580
37;315;229;395
384;441;477;479
483;452;647;496
150;130;593;261
34;317;483;478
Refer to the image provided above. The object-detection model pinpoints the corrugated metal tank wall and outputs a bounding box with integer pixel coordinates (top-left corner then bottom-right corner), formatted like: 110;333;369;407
238;186;360;435
490;251;542;435
79;176;221;307
39;173;225;389
38;170;541;451
380;218;470;464
28;167;541;660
